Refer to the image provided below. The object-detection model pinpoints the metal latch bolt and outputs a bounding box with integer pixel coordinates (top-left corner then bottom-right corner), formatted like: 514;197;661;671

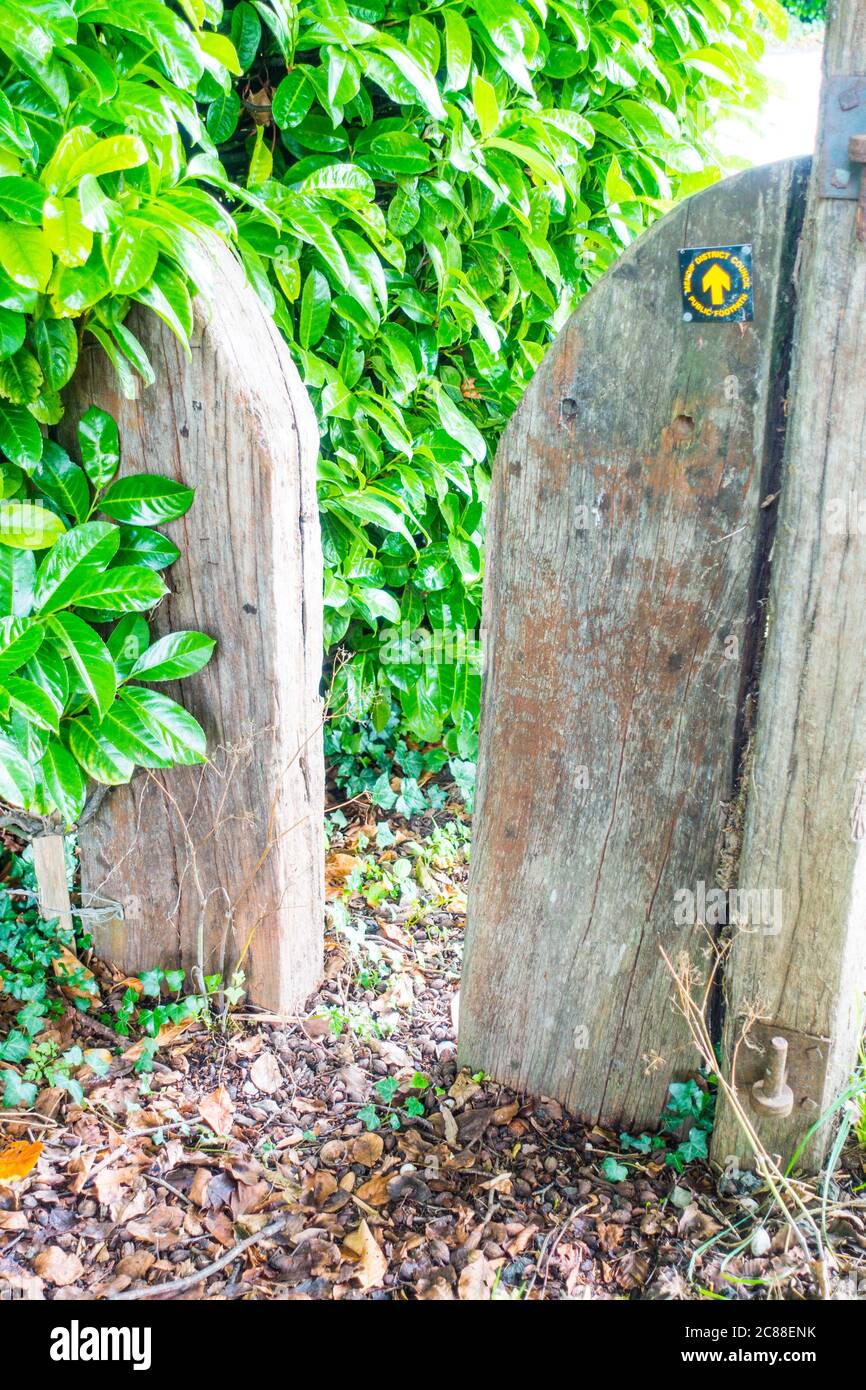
751;1035;795;1118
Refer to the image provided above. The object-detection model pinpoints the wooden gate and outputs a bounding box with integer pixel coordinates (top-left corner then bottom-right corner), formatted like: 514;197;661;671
60;244;324;1015
460;2;866;1173
459;157;808;1132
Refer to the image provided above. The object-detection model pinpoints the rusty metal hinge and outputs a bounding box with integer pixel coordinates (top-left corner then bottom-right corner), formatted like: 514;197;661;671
816;75;866;200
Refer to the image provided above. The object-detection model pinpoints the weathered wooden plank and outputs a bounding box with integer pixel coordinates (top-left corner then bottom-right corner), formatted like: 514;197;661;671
32;834;73;938
459;159;808;1131
714;4;866;1171
60;244;324;1015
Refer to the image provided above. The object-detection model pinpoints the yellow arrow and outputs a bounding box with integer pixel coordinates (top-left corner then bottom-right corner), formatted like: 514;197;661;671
702;262;731;306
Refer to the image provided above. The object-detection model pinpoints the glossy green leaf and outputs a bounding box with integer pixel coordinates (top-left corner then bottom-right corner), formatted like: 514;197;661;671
77;406;120;489
63;135;148;188
0;226;52;292
41;736;87;823
104;228;160;295
112;525;181;571
0;349;42;405
299;269;331;349
119;685;207;763
443;10;473;92
273;70;314;129
96;701;172;768
22;643;68;717
0;727;35;806
0;547;35;616
42;196;94;267
31;442;88;524
0;499;66;550
0;616;43;678
47;611;117;719
98;475;194;526
2;674;59;732
207;89;241;143
67;714;134;784
107;613;150;674
32;521;119;613
70;565;167;613
0;307;26;361
434;389;487;462
0;403;42;469
131;263;193;345
32;317;78;392
0;176;45;224
129;629;215;681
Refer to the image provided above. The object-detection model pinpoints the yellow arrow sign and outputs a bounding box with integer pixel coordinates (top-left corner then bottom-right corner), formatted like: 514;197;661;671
702;262;731;306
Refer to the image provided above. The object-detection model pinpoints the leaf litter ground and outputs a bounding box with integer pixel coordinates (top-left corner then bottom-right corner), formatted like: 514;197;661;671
1;808;865;1302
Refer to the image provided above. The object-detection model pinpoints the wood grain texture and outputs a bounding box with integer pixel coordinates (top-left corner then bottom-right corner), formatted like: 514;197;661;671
714;2;866;1171
459;160;807;1131
32;834;73;938
60;243;324;1014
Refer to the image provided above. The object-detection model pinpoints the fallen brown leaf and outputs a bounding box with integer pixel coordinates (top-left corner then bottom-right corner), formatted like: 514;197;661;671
33;1247;83;1287
458;1251;497;1300
200;1084;234;1136
341;1219;388;1291
249;1051;282;1095
351;1133;384;1167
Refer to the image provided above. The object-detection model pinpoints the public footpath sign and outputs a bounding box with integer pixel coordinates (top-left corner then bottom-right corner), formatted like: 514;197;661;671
679;244;754;322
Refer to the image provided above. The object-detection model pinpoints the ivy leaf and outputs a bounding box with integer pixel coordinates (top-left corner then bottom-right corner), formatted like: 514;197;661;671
375;1076;399;1104
139;969;164;998
2;1069;38;1110
0;1031;30;1064
601;1156;629;1182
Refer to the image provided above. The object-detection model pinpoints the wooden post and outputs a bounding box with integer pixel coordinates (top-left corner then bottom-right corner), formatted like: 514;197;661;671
459;160;808;1130
713;1;866;1171
59;244;324;1015
31;834;73;937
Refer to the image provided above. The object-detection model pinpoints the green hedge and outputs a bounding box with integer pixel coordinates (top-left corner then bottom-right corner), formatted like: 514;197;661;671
0;1;784;797
779;0;824;21
211;0;781;761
